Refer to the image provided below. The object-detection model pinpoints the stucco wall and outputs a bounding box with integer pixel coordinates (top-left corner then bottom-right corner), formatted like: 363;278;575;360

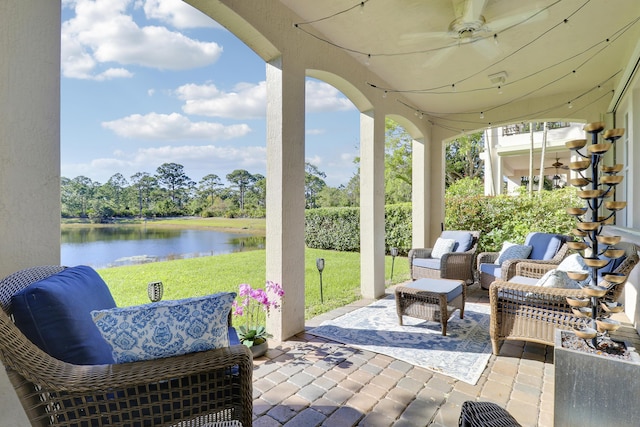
0;1;61;277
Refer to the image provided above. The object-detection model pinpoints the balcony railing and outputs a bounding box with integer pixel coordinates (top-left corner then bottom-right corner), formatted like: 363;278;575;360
502;121;571;136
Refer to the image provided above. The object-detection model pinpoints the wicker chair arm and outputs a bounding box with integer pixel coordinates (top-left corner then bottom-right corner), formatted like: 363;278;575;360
500;258;536;281
489;280;586;313
408;248;433;269
514;261;558;278
476;252;499;269
46;346;250;391
501;243;571;280
440;252;474;279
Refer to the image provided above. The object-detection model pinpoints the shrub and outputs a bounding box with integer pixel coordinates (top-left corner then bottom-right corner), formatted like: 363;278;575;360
385;203;412;255
305;204;413;254
305;207;360;252
445;187;580;252
306;188;580;254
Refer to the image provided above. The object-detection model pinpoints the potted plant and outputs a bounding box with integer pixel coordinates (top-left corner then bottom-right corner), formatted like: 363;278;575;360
232;280;284;357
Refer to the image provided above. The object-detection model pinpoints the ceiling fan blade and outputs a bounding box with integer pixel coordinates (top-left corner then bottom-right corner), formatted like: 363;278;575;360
398;30;451;45
459;0;489;23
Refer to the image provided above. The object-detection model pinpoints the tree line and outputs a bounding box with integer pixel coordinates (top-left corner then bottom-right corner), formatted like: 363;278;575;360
61;162;354;220
61;119;484;221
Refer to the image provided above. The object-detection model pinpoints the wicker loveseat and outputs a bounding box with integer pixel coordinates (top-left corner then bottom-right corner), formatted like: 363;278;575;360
477;232;570;290
489;243;639;355
0;265;253;427
408;230;480;284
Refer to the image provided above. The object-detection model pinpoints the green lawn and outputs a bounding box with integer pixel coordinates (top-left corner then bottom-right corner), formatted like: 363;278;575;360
98;248;410;320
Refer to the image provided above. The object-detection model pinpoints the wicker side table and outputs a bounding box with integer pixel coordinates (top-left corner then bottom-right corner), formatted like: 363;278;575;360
395;278;465;336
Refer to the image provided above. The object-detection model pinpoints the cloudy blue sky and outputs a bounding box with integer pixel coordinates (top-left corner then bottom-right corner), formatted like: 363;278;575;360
61;0;360;187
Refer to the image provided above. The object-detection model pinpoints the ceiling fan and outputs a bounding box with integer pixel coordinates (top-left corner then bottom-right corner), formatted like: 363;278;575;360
400;0;548;63
536;157;570;172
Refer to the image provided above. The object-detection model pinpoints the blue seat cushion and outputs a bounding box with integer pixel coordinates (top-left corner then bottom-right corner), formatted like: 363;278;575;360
480;263;502;279
407;278;463;302
229;326;240;346
525;232;566;260
413;258;441;270
12;265;117;365
441;231;473;253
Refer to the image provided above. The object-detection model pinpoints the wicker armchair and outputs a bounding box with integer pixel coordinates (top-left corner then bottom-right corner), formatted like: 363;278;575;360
477;232;570;290
0;266;253;427
489;243;639;355
408;230;480;284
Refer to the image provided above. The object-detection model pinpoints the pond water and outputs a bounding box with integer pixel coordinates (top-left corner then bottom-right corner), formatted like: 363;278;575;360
61;226;265;269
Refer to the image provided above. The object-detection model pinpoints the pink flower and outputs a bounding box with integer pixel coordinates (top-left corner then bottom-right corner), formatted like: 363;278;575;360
232;281;284;331
232;301;244;316
238;283;252;297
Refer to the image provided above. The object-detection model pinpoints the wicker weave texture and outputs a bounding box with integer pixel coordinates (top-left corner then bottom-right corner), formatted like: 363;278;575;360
0;266;253;427
409;231;480;284
458;401;521;427
489;245;639;354
395;279;465;336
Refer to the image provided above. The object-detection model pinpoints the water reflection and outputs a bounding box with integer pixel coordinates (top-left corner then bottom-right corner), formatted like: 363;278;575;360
61;227;265;269
62;227;182;243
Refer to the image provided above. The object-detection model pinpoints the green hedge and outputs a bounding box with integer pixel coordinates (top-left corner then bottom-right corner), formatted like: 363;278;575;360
445;187;581;252
305;204;413;255
305;207;360;252
305;188;581;254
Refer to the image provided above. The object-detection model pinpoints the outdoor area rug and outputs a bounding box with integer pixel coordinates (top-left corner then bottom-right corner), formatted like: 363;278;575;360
308;297;492;385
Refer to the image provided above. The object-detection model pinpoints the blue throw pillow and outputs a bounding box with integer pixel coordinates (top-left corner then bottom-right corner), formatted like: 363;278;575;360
495;242;533;265
11;265;117;365
91;292;236;364
441;231;473;253
526;233;565;260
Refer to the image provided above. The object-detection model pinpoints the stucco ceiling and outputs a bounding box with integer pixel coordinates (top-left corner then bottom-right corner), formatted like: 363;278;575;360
280;0;640;130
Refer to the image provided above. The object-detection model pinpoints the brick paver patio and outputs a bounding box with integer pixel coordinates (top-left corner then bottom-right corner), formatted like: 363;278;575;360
251;285;560;427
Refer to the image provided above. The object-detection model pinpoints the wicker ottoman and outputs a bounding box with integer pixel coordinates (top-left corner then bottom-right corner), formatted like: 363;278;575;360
395;278;465;336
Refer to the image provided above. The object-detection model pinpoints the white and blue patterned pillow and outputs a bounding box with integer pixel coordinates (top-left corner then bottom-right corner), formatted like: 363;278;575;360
432;238;456;259
91;292;236;364
495;241;533;265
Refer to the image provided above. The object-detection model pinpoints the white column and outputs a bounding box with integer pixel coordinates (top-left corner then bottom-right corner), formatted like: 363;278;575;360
0;1;61;277
265;57;306;341
428;127;448;238
484;127;500;196
412;137;429;248
360;110;386;299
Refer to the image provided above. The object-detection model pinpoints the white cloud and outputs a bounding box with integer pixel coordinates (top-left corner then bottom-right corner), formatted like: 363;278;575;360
101;112;251;140
306;128;325;135
176;80;355;119
61;0;222;80
305;155;322;166
305;80;356;112
177;81;266;119
143;0;222;29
